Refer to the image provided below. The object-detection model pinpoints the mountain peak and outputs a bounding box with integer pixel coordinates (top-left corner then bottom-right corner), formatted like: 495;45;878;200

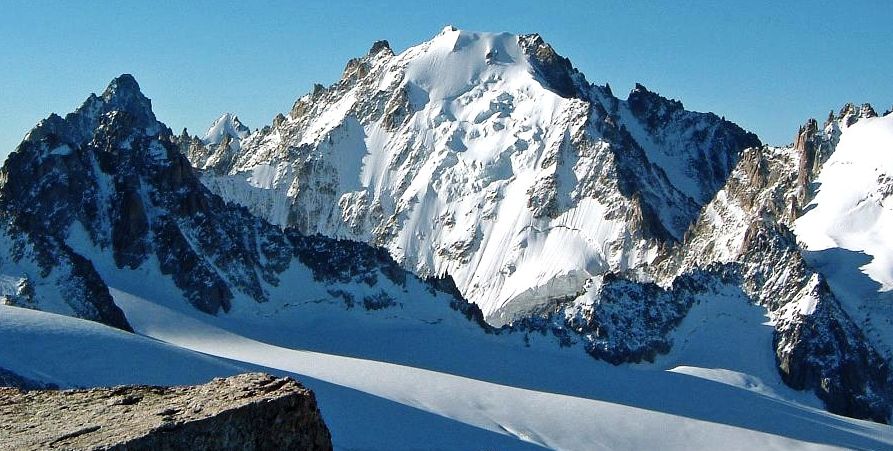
832;102;878;128
393;28;587;101
369;39;391;56
18;75;159;148
627;82;685;113
203;112;250;147
517;32;583;98
860;102;878;118
101;74;142;100
97;74;156;128
440;25;459;35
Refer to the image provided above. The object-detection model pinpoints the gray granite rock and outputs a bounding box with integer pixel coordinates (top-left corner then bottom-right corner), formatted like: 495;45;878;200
0;373;332;450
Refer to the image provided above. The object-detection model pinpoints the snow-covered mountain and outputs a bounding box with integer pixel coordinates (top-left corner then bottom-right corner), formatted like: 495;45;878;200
647;105;893;422
183;28;893;421
185;112;251;174
193;27;760;327
2;26;893;444
203;112;250;147
0;74;480;334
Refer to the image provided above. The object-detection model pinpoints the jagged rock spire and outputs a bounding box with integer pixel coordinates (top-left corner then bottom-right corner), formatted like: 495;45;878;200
369;39;391;56
98;74;157;129
518;33;582;98
860;103;878;118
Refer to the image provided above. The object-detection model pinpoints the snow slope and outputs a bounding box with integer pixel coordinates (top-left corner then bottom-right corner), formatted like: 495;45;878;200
109;288;893;450
0;305;538;450
649;285;822;407
0;305;241;387
796;114;893;291
4;267;893;449
795;113;893;358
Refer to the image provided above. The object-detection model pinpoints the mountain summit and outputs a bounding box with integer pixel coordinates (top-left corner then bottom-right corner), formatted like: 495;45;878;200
184;112;252;173
202;112;249;147
99;74;156;127
193;28;759;325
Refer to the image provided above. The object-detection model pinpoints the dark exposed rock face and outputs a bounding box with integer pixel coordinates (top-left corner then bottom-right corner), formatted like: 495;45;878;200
181;128;210;168
859;102;877;118
611;133;694;241
625;83;762;205
100;74;158;129
287;231;406;288
793;118;835;204
0;373;333;451
773;273;893;423
369;39;392;56
572;270;725;364
0;75;273;316
426;274;495;332
518;33;584;98
735;217;893;423
794;118;820;191
0;221;133;330
503;266;737;365
0;74;474;329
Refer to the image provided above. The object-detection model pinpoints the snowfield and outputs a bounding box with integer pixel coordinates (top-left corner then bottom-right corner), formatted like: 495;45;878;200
4;289;893;450
795;113;893;359
796;114;893;292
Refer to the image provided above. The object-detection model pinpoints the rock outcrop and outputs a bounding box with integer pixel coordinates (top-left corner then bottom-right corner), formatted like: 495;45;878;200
0;373;332;450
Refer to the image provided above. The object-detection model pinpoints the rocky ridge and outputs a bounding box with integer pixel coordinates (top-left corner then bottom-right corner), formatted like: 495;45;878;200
0;372;332;450
653;107;893;421
638;105;892;421
404;103;893;421
185;112;251;175
0;75;481;329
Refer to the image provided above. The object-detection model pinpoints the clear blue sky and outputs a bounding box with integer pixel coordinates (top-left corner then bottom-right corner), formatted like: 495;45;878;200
1;1;891;158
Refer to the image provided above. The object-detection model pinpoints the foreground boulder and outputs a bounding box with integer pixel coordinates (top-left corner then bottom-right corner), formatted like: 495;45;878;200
0;373;332;450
